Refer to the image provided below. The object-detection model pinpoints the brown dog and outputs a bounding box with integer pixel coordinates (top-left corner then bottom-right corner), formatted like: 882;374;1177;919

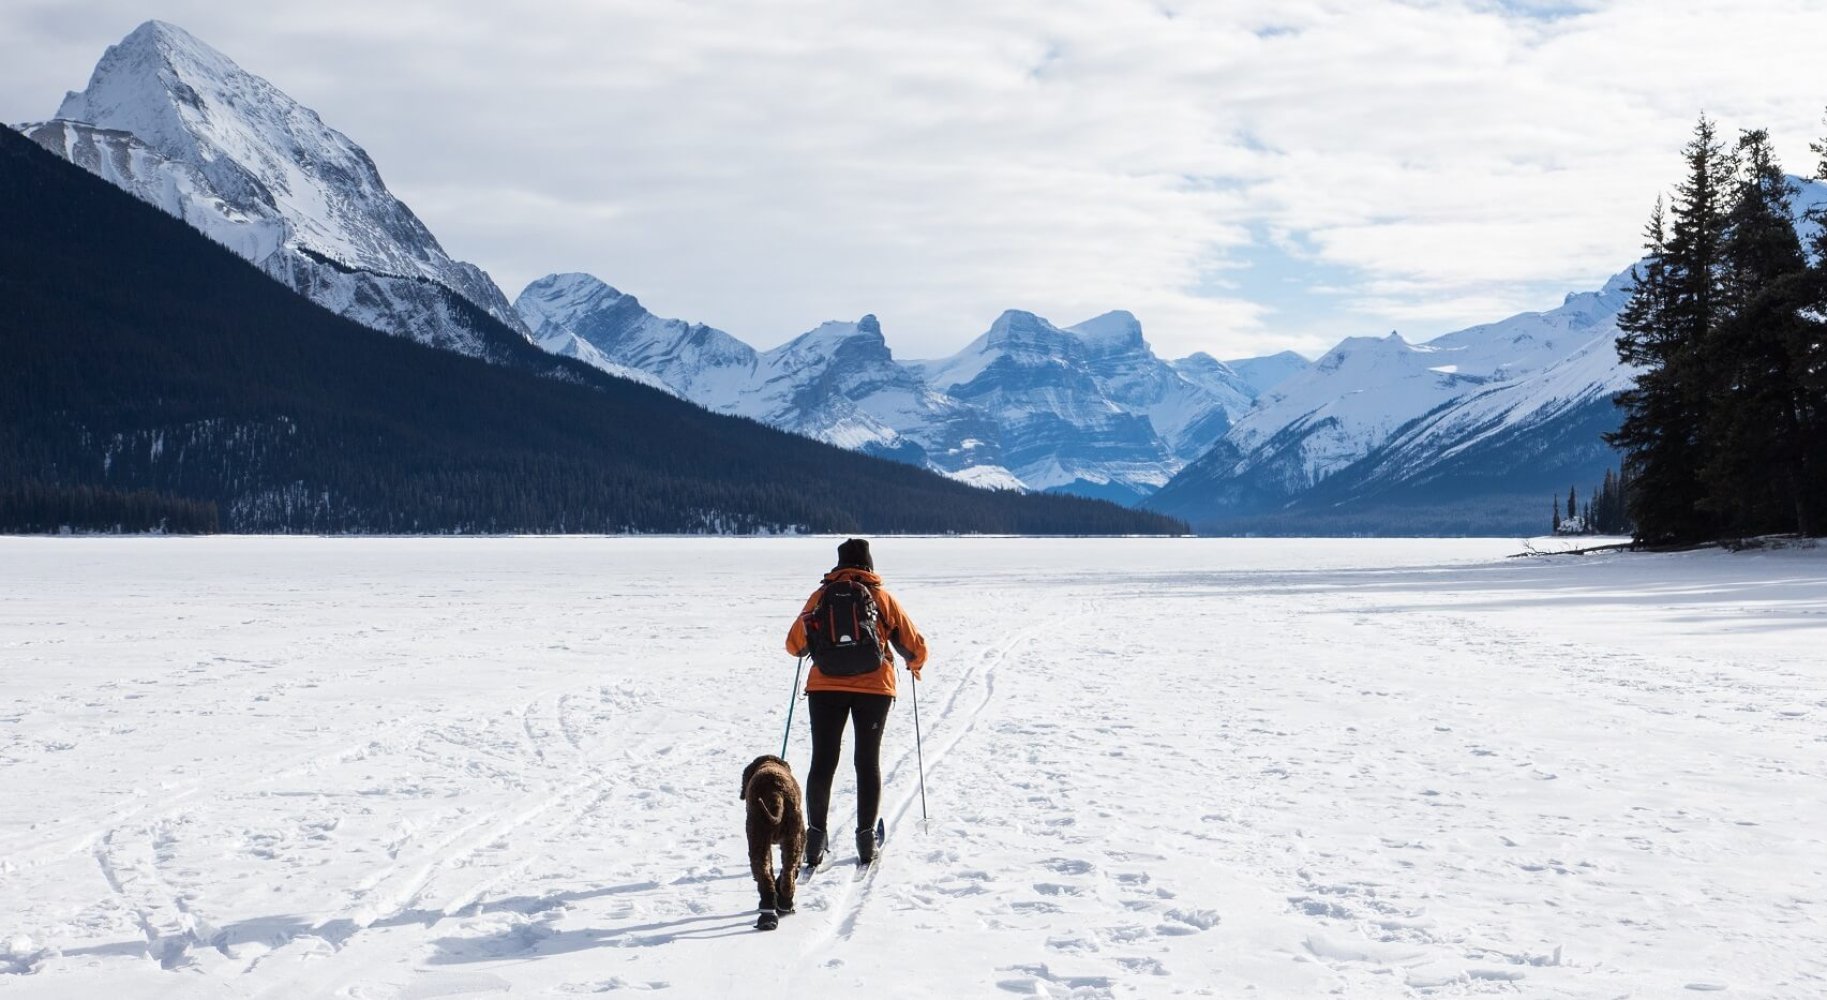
740;754;805;930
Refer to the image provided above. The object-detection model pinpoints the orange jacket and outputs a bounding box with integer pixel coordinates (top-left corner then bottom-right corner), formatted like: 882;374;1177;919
786;569;927;697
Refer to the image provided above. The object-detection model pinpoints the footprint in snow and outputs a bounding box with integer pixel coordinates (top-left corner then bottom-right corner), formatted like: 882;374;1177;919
557;978;671;993
1115;956;1168;976
1097;923;1151;944
1041;858;1094;876
1290;895;1353;919
994;964;1115;1000
1155;908;1220;936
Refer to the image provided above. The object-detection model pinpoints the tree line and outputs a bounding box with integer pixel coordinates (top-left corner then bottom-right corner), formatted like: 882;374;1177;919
1608;116;1827;543
0;480;218;534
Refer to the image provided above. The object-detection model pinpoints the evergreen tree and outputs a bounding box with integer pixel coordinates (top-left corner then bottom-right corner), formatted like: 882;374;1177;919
1788;110;1827;537
1607;117;1734;544
1591;467;1630;535
1706;129;1813;535
1553;495;1562;533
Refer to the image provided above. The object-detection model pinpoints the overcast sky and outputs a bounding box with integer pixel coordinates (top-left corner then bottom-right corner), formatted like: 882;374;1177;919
8;1;1827;360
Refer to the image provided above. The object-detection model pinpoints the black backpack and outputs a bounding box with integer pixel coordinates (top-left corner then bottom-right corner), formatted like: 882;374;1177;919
801;579;886;676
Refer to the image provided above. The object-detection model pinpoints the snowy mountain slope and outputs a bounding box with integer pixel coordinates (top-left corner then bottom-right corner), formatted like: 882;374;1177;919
515;273;755;399
1154;334;1498;517
17;20;532;357
1260;341;1637;534
1148;266;1638;528
739;316;1006;471
18;118;284;261
1243;267;1630;482
917;310;1184;500
1344;332;1633;495
1066;311;1249;459
1172;351;1269;406
534;328;677;395
1220;350;1311;397
735;318;916;455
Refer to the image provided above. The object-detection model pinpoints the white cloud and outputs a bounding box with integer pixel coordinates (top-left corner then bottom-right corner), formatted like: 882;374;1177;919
5;0;1827;360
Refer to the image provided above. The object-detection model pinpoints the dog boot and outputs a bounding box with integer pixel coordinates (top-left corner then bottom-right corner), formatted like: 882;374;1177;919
804;827;827;869
775;870;795;914
756;908;779;931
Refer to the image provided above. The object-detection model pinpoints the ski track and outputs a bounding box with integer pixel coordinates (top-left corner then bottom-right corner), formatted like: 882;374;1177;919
1;537;1824;998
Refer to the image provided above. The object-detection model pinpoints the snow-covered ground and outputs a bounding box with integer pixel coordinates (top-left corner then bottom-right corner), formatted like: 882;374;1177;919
2;537;1824;998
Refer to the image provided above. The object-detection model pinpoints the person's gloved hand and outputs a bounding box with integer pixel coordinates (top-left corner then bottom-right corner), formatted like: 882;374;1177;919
909;665;922;682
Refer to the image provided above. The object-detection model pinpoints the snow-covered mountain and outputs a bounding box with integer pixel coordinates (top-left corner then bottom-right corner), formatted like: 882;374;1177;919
1220;350;1311;397
1147;268;1637;530
516;274;756;400
913;310;1175;500
913;310;1255;501
514;278;1260;499
737;315;1007;475
1068;311;1254;460
515;274;1008;483
16;20;532;358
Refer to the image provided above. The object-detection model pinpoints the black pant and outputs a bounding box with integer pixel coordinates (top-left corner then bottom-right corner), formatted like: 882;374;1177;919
804;691;893;835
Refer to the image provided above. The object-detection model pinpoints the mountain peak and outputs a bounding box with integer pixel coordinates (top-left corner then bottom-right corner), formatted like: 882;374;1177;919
782;317;889;354
30;19;534;356
984;309;1071;347
530;272;627;302
104;19;219;73
57;20;243;126
37;19;539;337
1067;310;1145;352
122;19;210;56
515;273;641;338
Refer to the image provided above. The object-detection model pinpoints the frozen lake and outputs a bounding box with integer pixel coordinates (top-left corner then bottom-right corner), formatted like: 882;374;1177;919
2;537;1824;997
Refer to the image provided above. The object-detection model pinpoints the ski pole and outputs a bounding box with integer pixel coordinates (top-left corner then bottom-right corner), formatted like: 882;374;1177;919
780;655;805;759
911;665;929;831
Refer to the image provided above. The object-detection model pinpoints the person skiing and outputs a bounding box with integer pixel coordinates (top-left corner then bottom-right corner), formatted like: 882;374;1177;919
786;537;927;869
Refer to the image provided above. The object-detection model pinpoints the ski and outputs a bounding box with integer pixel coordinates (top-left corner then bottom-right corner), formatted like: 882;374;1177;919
802;818;886;882
799;852;832;881
853;818;886;881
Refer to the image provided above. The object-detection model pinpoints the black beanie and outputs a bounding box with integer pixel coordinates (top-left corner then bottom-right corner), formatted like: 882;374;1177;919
836;537;874;571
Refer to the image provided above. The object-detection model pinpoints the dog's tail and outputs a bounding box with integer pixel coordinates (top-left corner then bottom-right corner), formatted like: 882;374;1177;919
760;791;785;828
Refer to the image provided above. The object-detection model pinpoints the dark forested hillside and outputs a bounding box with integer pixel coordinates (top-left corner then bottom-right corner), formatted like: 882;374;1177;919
0;128;1185;535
